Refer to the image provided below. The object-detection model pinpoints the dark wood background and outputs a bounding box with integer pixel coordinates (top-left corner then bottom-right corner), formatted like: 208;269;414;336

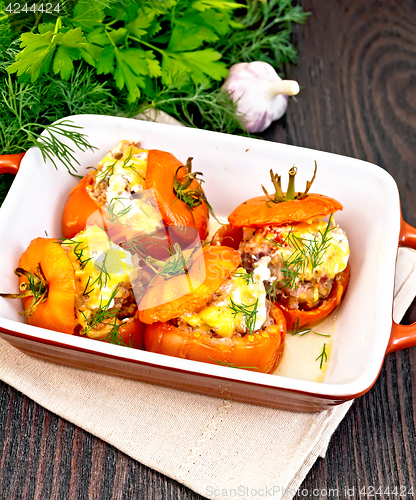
1;0;416;498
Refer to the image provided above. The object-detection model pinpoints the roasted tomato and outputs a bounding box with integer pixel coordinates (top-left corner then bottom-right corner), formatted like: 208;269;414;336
212;164;350;329
61;141;210;248
139;246;286;373
17;237;77;334
1;227;144;349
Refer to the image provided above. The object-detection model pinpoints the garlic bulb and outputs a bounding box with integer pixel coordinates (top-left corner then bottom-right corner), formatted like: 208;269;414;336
223;61;300;133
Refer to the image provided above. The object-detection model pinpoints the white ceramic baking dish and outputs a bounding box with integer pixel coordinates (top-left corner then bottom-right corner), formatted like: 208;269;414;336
0;114;415;412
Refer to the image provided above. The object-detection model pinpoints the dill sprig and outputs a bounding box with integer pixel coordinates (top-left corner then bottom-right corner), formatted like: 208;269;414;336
106;197;133;225
234;269;255;285
288;216;334;275
208;357;259;370
60;238;93;270
82;286;130;346
95;158;118;186
267;216;335;301
1;76;95;175
120;233;155;261
228;297;259;335
315;343;328;369
83;252;111;295
146;243;193;283
264;225;293;248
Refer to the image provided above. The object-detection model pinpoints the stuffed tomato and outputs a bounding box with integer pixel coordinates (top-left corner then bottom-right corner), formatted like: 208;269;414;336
62;140;210;247
212;164;350;330
1;225;144;348
138;245;286;373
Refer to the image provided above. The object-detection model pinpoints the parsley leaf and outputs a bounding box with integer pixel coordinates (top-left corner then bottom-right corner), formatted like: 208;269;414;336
70;0;108;31
7;27;86;82
113;47;161;102
162;48;227;85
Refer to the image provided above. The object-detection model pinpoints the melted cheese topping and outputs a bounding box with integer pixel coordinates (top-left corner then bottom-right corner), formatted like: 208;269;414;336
62;225;138;331
96;140;148;195
181;264;270;338
94;141;164;234
263;218;349;281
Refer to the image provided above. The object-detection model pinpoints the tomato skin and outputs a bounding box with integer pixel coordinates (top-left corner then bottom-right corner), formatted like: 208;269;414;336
62;173;102;239
61;150;210;243
211;223;244;250
119;318;145;349
138;246;241;324
212;224;350;330
145;150;210;241
278;264;351;330
93;318;144;349
144;304;286;374
18;238;77;334
17;238;145;347
228;193;343;228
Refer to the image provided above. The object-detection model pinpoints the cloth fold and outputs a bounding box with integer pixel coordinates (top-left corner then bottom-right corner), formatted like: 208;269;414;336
1;247;415;500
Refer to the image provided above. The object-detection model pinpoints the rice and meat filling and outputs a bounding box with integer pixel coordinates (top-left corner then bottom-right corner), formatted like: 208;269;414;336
90;141;146;205
74;281;138;337
174;268;275;339
61;225;142;339
238;219;350;311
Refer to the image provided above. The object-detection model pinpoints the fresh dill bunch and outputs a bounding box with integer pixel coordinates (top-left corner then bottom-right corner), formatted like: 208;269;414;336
45;65;118;117
216;0;310;68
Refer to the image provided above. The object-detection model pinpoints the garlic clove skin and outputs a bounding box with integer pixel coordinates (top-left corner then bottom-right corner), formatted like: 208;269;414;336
223;61;299;133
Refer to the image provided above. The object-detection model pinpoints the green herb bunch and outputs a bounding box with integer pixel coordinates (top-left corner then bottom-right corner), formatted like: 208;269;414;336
0;0;308;204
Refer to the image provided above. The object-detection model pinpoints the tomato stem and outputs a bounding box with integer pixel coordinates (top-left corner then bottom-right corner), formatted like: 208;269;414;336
262;161;318;205
0;265;49;322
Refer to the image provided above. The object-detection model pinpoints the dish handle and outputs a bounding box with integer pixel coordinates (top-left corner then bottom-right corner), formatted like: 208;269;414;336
0;153;25;175
387;216;416;353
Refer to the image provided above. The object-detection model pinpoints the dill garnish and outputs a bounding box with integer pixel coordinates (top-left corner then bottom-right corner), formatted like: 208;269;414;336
315;343;328;369
119;233;154;261
145;243;194;283
95;158;118;187
208;358;259;370
228;297;259;335
288;320;330;338
82;286;130;346
234;269;255;285
106;197;133;225
267;216;335;300
60;238;93;270
82;252;111;296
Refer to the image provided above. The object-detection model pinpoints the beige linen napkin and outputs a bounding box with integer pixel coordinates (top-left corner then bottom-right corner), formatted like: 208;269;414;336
1;248;415;500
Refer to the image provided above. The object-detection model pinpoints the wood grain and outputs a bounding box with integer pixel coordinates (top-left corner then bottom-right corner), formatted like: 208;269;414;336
1;1;416;499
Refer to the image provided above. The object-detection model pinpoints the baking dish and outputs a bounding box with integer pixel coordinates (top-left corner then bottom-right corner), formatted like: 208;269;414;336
0;114;415;412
